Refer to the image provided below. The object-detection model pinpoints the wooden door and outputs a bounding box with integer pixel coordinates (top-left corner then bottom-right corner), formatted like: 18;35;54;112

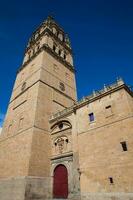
53;164;68;199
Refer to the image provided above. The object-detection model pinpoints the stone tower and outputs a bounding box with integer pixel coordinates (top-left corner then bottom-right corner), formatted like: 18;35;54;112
0;16;77;200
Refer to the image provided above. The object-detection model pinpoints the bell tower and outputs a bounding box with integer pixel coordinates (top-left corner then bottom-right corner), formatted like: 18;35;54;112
0;16;77;200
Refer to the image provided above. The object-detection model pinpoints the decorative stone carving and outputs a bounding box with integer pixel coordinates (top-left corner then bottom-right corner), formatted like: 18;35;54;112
51;120;72;134
54;136;69;154
57;138;64;153
59;82;65;91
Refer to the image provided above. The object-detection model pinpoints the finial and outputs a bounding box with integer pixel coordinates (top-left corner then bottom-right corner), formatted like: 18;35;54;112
117;77;124;85
116;77;120;82
104;84;107;91
93;90;96;96
65;34;71;46
47;14;55;21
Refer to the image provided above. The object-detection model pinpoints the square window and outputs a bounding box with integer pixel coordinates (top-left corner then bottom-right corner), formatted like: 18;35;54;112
120;141;128;151
106;105;111;109
89;113;94;122
105;105;112;117
109;177;114;184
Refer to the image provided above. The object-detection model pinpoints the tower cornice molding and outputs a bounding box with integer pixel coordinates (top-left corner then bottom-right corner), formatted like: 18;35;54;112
18;44;75;74
26;28;72;55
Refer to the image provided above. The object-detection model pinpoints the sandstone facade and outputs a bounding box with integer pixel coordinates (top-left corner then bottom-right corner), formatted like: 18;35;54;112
0;16;133;200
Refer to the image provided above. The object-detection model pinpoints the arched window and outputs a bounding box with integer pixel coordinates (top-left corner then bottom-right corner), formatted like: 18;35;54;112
53;45;56;52
59;49;61;56
64;54;66;60
58;33;63;41
52;27;57;35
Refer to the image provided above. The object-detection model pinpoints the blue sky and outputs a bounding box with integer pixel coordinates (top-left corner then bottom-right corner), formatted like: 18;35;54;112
0;0;133;126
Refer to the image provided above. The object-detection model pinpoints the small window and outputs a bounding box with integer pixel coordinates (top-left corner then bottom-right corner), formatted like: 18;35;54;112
120;141;128;151
59;50;61;56
54;142;57;146
64;54;66;60
53;45;56;52
105;105;112;117
89;113;94;122
66;139;68;143
59;82;65;91
106;105;111;109
109;177;114;184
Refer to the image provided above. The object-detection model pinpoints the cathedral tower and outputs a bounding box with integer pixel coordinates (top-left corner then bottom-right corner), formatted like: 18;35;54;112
0;16;77;199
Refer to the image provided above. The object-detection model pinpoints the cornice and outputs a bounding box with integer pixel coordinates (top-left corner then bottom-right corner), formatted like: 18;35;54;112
51;152;73;161
17;44;75;74
26;28;72;54
49;82;133;122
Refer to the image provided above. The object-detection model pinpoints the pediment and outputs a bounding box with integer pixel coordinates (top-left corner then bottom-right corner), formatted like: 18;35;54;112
51;120;72;134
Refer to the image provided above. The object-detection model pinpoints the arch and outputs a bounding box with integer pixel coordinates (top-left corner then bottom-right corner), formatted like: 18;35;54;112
52;27;57;35
53;44;56;52
51;120;72;131
53;164;68;199
58;33;63;41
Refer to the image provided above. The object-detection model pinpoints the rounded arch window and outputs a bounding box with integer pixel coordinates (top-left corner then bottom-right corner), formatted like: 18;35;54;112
52;27;57;35
58;49;61;56
53;45;56;52
58;33;63;41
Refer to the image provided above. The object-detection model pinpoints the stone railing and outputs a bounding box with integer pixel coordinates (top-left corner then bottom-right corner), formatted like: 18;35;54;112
49;78;130;121
50;105;74;121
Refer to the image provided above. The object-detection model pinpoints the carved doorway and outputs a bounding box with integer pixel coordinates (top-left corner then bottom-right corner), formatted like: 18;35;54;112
53;164;68;199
